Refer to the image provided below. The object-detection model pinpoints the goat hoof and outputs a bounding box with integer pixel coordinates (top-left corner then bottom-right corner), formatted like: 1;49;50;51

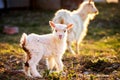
32;74;42;78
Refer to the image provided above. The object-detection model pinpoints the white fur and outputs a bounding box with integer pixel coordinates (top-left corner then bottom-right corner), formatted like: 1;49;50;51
20;21;72;77
52;1;99;54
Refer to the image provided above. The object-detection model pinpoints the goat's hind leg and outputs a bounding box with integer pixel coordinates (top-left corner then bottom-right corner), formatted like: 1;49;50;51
24;62;32;77
75;42;80;54
23;54;32;77
67;41;76;55
28;53;42;78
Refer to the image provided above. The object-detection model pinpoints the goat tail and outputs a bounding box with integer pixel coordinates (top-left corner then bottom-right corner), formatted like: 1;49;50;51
20;33;31;76
53;9;72;25
60;19;64;24
20;33;27;48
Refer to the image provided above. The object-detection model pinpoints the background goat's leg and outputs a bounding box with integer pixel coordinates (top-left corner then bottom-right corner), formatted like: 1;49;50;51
75;42;80;54
67;41;76;54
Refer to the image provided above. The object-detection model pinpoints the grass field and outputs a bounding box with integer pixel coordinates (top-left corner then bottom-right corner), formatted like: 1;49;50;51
0;2;120;80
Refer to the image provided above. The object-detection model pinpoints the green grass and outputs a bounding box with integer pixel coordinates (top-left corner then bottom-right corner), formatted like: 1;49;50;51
0;2;120;80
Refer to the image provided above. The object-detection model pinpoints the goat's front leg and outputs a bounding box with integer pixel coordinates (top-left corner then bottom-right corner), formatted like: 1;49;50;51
67;41;76;55
54;56;64;72
46;57;56;70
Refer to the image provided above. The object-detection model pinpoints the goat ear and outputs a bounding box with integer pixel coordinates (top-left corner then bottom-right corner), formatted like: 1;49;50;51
88;0;92;4
49;21;55;28
67;24;73;30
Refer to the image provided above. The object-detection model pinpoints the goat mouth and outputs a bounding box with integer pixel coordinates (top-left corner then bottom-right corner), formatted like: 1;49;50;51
94;11;99;14
90;12;98;16
59;37;62;39
59;35;63;39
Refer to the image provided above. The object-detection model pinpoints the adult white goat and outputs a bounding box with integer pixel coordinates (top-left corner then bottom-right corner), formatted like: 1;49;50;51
52;0;99;54
20;21;73;78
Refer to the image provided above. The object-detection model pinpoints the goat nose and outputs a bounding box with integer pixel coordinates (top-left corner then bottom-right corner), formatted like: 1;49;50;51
95;10;99;14
59;35;62;39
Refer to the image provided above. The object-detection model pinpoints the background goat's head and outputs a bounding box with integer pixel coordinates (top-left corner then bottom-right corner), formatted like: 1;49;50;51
79;0;99;20
49;21;73;40
81;0;99;15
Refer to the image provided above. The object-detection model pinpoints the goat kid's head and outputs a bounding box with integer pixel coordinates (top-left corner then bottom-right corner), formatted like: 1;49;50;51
49;21;73;40
84;0;99;15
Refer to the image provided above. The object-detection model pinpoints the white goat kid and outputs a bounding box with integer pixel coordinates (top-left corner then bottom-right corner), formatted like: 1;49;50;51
20;21;73;78
52;0;99;54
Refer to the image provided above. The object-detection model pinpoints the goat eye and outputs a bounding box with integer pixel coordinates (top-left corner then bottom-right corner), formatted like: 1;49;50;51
55;30;57;32
64;30;66;32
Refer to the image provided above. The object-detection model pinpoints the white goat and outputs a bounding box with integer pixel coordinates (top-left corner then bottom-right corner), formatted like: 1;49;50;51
52;0;99;54
20;21;73;78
